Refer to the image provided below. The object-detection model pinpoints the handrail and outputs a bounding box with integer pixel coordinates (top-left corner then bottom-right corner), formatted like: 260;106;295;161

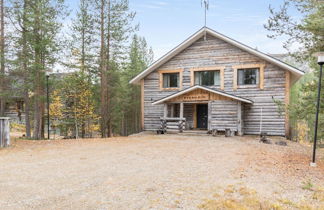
160;117;186;121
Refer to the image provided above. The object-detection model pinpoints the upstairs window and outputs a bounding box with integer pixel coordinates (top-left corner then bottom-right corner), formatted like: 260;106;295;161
237;68;259;86
163;73;179;88
194;70;220;86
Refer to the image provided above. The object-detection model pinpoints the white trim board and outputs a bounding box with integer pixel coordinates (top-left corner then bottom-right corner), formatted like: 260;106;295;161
152;85;253;105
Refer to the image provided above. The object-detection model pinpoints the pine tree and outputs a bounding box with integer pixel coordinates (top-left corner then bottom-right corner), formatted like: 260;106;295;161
0;0;6;116
10;0;67;139
95;0;136;137
265;0;324;141
120;34;153;135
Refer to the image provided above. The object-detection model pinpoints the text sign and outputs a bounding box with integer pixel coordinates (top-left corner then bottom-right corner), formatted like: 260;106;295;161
182;94;209;101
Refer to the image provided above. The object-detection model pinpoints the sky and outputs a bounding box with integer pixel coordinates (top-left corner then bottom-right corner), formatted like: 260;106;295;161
66;0;301;61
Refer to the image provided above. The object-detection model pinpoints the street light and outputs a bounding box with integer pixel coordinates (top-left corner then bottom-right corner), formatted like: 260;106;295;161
311;52;324;167
46;72;50;140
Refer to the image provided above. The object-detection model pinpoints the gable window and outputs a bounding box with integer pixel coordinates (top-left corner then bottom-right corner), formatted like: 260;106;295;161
163;73;179;88
194;70;220;86
237;68;259;86
159;69;183;90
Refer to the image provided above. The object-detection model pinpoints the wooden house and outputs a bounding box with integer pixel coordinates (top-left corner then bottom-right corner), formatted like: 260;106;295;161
129;27;304;137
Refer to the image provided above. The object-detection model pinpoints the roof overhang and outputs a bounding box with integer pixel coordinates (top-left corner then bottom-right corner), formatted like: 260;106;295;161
130;27;304;85
152;85;253;105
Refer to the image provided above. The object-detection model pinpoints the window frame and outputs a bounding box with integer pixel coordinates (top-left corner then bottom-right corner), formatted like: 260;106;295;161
190;66;225;90
159;69;183;91
237;68;260;86
233;64;265;90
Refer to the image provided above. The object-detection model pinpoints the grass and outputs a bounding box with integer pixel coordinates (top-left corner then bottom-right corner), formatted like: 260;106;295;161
301;180;314;191
199;185;281;210
199;184;324;210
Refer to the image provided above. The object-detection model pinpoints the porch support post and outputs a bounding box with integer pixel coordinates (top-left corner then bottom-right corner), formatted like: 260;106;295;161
170;104;174;117
237;102;243;136
179;103;184;132
163;103;168;118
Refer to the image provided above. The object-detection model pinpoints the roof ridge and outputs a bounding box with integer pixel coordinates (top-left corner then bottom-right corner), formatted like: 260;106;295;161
130;27;304;85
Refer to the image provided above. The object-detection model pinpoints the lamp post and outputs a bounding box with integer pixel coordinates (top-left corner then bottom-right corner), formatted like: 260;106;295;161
311;52;324;167
46;73;50;140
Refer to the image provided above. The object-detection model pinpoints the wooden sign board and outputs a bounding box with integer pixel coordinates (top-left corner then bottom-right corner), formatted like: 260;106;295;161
182;94;209;101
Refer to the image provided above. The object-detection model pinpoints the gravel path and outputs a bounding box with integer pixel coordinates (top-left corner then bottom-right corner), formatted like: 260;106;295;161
0;134;323;209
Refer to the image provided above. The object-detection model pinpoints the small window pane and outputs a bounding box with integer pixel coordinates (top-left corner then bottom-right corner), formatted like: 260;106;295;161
194;70;220;86
163;73;179;88
237;68;259;85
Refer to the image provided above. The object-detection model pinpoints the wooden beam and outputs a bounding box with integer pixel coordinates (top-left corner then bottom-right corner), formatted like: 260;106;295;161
285;71;290;138
164;103;168;118
233;68;237;90
237;102;243;136
193;104;197;128
141;79;144;130
260;64;265;90
220;68;225;90
180;103;184;119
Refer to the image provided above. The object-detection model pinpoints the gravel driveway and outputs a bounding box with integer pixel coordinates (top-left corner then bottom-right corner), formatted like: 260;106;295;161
0;134;323;209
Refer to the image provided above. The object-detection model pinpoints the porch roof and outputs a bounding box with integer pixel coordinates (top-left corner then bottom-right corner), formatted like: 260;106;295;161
152;85;253;105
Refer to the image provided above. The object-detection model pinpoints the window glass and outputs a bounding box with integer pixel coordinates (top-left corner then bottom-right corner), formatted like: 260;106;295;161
163;73;179;88
194;70;220;86
237;68;259;85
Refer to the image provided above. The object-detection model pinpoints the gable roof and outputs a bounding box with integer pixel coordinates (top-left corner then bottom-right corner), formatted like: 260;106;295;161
152;85;253;105
130;27;304;84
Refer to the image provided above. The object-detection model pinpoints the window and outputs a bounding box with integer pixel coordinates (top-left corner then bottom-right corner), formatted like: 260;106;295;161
237;68;259;86
194;70;220;86
163;73;179;88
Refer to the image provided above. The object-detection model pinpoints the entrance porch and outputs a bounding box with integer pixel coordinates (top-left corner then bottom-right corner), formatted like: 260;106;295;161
153;85;253;135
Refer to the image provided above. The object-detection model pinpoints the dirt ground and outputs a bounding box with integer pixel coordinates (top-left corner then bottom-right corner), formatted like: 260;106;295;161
0;134;323;210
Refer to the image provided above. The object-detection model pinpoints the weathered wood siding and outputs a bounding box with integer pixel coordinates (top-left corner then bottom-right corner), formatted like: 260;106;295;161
0;117;10;148
209;100;238;131
184;104;193;129
144;34;287;135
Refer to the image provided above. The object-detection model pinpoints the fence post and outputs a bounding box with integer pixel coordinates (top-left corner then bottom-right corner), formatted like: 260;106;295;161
0;117;10;148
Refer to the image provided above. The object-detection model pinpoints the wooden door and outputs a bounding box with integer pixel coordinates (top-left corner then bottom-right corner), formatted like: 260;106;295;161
197;104;208;129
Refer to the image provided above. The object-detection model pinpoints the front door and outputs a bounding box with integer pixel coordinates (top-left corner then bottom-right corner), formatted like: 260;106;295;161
197;104;208;129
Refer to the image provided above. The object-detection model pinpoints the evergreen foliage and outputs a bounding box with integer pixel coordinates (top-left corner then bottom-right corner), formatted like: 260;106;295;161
265;0;324;142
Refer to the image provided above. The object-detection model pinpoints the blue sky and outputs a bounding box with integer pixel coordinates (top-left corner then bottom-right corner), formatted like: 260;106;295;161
66;0;301;60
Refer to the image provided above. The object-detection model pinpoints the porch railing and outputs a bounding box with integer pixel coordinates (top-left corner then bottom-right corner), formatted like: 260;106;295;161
160;117;186;133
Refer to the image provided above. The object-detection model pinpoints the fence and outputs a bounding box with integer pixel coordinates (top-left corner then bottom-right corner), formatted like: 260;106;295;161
0;117;10;148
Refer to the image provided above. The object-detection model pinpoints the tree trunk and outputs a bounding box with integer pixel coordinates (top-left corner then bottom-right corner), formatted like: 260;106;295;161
24;89;31;138
0;0;5;117
22;0;31;138
106;0;112;137
32;6;44;140
100;0;108;138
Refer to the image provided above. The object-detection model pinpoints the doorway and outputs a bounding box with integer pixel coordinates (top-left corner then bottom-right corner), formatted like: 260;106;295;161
196;104;208;129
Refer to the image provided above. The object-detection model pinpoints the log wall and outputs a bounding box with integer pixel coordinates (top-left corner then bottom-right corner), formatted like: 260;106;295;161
209;100;239;132
143;34;287;135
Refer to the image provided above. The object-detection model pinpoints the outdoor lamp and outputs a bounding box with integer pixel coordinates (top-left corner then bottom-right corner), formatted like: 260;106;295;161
310;52;324;167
